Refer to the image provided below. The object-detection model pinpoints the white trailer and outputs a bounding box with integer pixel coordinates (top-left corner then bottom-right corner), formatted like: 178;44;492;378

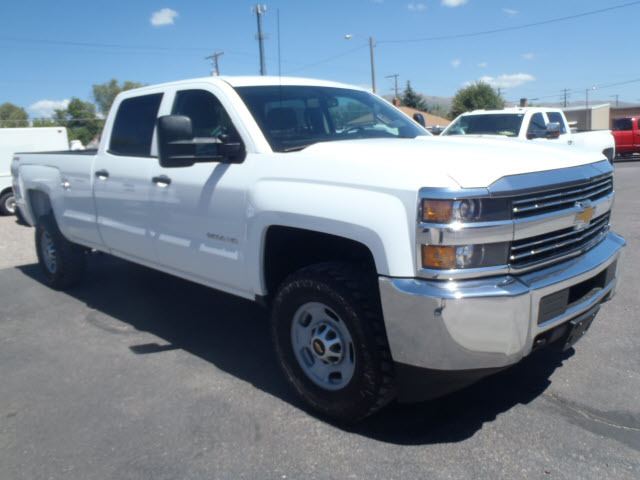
0;127;69;215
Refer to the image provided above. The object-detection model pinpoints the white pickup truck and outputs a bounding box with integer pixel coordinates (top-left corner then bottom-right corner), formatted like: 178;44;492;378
11;77;625;422
441;107;616;163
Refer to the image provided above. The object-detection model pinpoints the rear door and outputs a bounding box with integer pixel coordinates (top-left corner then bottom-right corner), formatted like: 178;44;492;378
93;92;163;261
635;118;640;150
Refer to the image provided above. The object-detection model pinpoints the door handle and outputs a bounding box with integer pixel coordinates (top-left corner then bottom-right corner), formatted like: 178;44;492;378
95;169;109;179
152;175;172;187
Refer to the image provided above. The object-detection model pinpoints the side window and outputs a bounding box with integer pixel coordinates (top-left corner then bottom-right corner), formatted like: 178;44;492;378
527;113;547;137
110;93;163;156
546;112;567;133
172;89;240;157
613;119;633;131
637;119;640;131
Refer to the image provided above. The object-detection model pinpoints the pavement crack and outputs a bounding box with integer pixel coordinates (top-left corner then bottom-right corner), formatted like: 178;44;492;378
544;391;640;432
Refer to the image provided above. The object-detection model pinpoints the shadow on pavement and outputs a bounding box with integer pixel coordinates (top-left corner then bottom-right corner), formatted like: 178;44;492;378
17;253;573;445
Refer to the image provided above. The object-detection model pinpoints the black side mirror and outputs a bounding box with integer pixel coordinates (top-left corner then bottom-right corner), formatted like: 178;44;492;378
156;115;246;168
413;113;427;128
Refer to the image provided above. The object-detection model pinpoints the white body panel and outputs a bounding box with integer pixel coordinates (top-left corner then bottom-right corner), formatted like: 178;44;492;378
12;77;610;301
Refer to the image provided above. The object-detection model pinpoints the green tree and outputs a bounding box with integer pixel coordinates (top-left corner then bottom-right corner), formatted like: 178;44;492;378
32;118;60;127
93;79;145;115
400;81;428;111
449;81;505;119
0;102;29;127
54;98;103;145
428;103;449;119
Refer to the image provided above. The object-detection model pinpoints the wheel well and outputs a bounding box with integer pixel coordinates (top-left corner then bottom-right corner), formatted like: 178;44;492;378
263;226;377;298
27;190;52;224
0;187;12;196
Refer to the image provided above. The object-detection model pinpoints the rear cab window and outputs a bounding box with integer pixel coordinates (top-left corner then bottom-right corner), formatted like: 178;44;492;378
109;93;163;157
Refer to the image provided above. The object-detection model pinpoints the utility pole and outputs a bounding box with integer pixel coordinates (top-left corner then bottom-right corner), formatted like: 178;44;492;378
205;51;225;76
369;37;376;94
612;94;619;107
497;87;502;97
385;74;399;100
562;88;568;107
252;4;268;76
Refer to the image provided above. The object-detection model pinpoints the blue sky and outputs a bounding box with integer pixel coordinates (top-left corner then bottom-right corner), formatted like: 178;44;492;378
2;0;638;118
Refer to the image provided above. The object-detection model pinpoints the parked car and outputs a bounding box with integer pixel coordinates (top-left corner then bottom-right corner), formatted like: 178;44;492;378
0;127;69;215
612;117;640;157
12;77;625;422
441;107;616;163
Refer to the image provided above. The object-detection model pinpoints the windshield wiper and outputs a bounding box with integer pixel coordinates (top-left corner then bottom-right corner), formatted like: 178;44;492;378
283;143;316;152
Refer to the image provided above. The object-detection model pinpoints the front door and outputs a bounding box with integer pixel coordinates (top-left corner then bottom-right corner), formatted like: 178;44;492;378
148;87;250;294
93;93;163;262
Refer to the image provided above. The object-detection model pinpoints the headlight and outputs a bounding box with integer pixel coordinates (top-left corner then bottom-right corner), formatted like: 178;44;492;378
420;198;510;223
421;243;509;270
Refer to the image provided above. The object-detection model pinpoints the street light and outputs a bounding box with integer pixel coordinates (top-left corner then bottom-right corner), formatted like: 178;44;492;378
345;34;376;94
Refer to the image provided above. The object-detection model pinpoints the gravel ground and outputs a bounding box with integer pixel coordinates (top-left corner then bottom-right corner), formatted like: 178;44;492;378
0;162;638;480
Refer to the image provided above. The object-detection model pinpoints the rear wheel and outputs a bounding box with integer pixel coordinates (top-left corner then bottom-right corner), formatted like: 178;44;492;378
35;214;86;289
271;262;396;422
0;191;16;215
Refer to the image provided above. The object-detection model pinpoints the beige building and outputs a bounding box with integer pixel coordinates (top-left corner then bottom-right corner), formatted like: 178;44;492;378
562;104;610;130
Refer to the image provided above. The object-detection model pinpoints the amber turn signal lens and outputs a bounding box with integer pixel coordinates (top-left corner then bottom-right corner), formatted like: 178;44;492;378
422;245;456;269
422;199;452;223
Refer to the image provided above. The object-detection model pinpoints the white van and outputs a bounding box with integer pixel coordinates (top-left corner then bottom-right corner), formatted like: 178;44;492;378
0;127;69;215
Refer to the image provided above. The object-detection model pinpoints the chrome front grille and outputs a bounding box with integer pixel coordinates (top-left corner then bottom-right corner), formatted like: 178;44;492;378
512;175;613;220
510;212;610;268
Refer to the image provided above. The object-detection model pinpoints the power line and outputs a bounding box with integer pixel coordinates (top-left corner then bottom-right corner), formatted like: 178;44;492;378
286;44;367;74
378;1;640;44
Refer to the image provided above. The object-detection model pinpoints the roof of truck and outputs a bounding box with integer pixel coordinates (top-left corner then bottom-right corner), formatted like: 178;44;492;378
462;107;561;115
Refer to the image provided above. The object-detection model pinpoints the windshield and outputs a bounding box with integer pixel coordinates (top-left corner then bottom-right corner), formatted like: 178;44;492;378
234;85;428;152
443;113;525;137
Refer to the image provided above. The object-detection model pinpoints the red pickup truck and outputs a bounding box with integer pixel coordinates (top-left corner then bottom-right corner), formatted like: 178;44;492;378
612;117;640;157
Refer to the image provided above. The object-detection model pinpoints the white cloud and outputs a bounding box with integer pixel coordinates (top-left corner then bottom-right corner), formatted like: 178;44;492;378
477;73;535;90
408;3;427;10
477;62;488;68
150;8;178;27
28;99;69;118
503;8;518;15
522;52;535;60
451;59;461;68
442;0;469;7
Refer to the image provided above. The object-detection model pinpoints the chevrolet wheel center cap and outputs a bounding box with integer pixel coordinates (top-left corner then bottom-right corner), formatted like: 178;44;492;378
312;339;325;356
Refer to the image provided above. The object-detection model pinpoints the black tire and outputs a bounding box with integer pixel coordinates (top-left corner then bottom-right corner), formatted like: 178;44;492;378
35;214;86;290
0;191;16;216
271;262;396;422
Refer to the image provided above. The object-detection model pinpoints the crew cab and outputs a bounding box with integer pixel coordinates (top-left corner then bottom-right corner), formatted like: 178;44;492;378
11;77;625;422
441;107;616;163
612;117;640;157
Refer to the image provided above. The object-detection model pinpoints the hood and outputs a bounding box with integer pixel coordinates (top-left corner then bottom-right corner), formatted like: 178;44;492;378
300;136;605;189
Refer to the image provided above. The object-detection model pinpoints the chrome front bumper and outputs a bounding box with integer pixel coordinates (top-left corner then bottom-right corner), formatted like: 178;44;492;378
379;232;626;371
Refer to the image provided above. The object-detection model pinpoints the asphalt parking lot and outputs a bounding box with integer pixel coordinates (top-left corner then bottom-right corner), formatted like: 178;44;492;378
1;163;639;480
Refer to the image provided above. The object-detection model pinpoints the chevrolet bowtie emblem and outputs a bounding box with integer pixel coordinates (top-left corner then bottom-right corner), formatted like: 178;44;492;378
576;205;595;224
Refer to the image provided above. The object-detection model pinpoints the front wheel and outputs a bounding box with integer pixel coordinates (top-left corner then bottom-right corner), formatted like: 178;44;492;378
271;262;396;422
0;191;16;216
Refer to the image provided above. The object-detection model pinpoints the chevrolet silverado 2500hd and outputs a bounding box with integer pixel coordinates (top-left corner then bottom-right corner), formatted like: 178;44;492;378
12;77;625;422
441;107;616;163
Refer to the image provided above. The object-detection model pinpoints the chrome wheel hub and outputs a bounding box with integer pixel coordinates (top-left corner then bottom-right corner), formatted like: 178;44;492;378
291;302;356;390
5;195;16;214
40;231;57;273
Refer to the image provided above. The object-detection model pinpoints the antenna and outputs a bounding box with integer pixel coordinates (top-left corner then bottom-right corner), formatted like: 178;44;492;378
277;8;281;77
